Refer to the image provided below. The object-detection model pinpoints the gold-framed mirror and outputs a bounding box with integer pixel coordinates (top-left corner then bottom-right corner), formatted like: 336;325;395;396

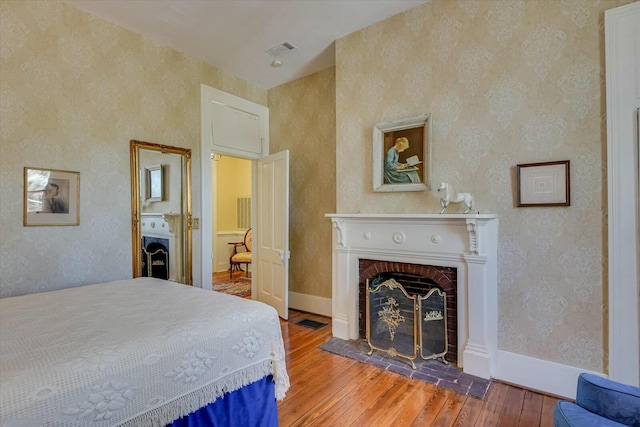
130;140;192;285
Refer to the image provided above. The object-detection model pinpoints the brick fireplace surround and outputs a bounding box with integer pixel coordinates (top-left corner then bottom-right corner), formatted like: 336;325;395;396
326;213;499;380
358;260;458;364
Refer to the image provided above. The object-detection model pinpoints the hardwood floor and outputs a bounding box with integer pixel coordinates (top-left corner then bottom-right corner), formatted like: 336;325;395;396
278;309;560;427
213;270;249;282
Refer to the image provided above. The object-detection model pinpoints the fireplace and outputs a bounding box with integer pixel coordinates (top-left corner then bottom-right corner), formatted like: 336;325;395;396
359;260;457;364
366;277;450;369
140;213;183;282
142;237;169;280
326;213;498;379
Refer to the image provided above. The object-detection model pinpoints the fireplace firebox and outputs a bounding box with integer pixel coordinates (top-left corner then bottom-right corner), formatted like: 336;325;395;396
142;237;169;280
367;278;448;368
360;259;457;364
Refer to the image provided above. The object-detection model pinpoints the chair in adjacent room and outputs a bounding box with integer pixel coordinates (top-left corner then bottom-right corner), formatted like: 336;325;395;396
229;228;252;279
554;372;640;426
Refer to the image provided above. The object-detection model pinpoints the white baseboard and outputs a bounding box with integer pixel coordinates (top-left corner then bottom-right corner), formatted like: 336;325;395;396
288;292;331;317
494;350;606;400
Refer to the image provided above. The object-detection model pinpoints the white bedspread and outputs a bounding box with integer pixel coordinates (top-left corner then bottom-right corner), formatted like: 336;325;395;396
0;278;289;426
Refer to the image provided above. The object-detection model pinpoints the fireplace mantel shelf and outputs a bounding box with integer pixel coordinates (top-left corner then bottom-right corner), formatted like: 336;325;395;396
142;212;181;234
326;213;497;219
326;213;498;257
325;212;499;380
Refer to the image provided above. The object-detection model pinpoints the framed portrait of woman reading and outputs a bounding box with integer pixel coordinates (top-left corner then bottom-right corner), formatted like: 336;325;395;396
373;114;431;192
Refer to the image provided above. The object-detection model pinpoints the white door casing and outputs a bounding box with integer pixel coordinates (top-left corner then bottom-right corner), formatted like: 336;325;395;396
256;151;290;319
200;85;265;294
200;84;289;317
605;2;640;386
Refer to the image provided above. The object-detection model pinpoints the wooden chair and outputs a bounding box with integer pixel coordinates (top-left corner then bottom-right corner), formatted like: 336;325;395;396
228;228;252;279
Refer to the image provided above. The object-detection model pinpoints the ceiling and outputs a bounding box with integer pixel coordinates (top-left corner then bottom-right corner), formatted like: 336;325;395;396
63;0;429;89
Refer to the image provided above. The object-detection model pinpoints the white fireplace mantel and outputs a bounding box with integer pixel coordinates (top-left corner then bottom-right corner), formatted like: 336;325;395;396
326;213;499;379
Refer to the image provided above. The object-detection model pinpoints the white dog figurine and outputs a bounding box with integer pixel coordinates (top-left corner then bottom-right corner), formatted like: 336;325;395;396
437;182;476;214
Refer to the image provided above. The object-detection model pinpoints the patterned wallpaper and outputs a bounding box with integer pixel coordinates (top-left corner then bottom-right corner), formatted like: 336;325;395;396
0;1;266;296
1;0;631;374
335;0;631;371
268;68;336;298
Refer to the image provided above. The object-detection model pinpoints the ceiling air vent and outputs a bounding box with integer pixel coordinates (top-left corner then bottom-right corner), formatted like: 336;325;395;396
265;41;297;57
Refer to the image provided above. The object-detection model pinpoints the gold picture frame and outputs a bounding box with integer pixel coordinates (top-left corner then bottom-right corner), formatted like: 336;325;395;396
146;164;163;202
23;167;80;226
517;160;570;207
373;114;431;192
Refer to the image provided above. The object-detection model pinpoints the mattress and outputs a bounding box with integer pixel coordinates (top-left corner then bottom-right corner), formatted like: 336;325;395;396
0;277;289;426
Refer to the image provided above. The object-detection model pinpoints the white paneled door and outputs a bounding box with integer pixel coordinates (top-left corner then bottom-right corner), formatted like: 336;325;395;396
256;151;290;319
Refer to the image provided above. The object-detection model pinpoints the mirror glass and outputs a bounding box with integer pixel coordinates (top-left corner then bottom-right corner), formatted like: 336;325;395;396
130;140;192;285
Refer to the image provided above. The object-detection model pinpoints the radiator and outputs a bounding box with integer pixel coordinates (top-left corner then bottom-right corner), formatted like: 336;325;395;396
237;197;251;229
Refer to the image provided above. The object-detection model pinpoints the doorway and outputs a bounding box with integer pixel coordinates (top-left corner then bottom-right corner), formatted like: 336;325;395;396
200;83;290;319
211;154;252;298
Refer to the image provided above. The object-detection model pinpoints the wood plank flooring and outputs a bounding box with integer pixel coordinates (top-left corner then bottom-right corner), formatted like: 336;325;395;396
278;309;560;427
213;270;249;282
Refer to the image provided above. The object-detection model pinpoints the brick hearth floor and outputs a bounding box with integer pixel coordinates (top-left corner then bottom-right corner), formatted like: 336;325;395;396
320;337;491;400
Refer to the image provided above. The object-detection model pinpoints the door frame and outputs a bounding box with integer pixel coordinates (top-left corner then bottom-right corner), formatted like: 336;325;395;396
200;84;268;293
605;1;640;385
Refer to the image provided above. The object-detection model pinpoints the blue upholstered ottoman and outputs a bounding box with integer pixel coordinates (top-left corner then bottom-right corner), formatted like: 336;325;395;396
554;373;640;426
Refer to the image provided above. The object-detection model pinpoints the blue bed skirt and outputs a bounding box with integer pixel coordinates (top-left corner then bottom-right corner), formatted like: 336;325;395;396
168;375;278;427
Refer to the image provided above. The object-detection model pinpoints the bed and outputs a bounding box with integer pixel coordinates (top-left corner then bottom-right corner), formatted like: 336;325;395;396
0;277;289;426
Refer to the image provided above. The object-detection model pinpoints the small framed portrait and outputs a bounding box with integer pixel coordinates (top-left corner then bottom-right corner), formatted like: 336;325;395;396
373;114;431;192
146;164;163;202
517;160;570;207
23;167;80;226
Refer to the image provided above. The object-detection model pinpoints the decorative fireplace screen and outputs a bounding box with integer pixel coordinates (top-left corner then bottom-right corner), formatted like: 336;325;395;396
142;238;169;280
366;278;448;368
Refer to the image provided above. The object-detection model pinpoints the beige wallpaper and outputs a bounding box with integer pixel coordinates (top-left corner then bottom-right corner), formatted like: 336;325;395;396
1;0;630;375
0;0;266;295
335;0;631;372
268;68;336;298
